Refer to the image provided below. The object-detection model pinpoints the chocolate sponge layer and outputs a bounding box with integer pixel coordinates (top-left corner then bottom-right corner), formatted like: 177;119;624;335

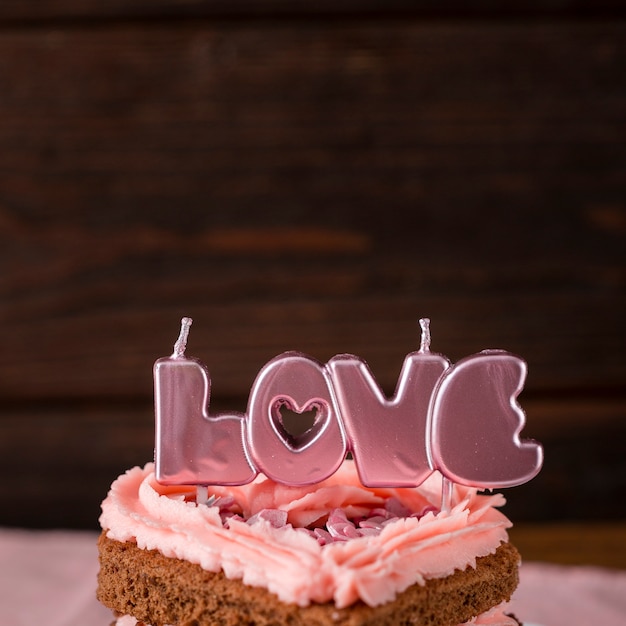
97;532;520;626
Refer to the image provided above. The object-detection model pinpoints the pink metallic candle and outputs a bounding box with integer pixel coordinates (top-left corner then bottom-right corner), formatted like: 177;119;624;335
247;352;347;485
153;317;543;491
154;318;256;486
328;318;449;487
428;350;543;488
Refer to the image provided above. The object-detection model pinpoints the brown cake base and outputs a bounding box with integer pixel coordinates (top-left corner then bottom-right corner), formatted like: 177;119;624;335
97;532;520;626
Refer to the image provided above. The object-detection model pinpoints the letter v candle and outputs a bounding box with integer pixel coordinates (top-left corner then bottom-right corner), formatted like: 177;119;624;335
328;318;449;487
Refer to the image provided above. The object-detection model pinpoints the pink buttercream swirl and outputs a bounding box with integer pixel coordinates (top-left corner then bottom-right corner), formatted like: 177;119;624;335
100;461;512;608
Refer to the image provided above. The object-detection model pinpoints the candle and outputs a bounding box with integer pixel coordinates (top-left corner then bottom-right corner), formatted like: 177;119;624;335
428;350;543;488
247;352;347;485
154;318;256;486
327;319;449;487
153;318;543;491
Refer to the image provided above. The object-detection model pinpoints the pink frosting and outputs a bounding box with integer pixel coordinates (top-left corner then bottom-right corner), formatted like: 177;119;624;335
465;603;519;625
100;461;512;609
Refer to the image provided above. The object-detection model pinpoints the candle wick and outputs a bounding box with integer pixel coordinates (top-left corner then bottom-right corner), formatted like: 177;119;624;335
418;317;431;353
173;317;193;358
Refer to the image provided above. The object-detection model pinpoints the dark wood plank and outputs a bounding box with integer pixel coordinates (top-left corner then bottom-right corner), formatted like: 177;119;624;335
0;20;624;399
504;398;626;524
0;294;624;399
0;1;623;22
0;403;153;529
509;522;626;569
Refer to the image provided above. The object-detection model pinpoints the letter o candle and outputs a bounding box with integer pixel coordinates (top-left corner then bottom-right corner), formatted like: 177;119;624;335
154;318;543;496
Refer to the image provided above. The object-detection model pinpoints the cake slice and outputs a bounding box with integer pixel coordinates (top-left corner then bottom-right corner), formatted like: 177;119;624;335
97;461;522;626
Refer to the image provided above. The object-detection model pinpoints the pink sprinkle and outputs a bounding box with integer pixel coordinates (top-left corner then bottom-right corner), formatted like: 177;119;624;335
416;505;439;518
313;528;333;546
327;509;361;540
247;509;289;528
222;513;244;527
214;496;237;510
359;515;389;530
219;496;431;544
385;498;413;517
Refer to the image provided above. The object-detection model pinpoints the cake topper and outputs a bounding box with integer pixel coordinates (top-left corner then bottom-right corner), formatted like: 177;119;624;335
154;318;543;495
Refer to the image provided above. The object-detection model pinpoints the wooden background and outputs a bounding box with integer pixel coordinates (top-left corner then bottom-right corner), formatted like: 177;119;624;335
0;1;624;543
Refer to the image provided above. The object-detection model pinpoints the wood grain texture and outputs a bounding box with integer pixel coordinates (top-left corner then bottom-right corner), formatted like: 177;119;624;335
0;1;623;22
0;9;624;528
509;522;626;569
1;20;624;398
